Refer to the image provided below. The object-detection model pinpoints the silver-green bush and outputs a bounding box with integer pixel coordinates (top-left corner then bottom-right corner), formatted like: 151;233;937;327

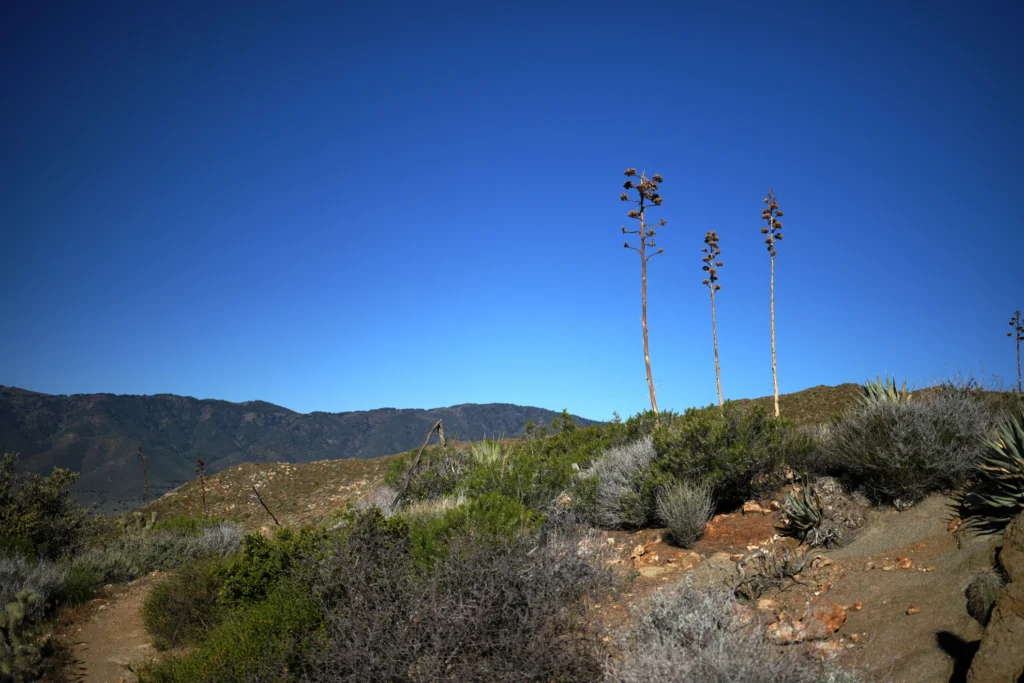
608;585;860;682
656;482;713;548
0;552;67;621
72;521;243;584
820;388;993;506
585;437;657;529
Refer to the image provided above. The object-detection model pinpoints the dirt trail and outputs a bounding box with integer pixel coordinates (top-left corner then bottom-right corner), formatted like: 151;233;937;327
64;575;161;683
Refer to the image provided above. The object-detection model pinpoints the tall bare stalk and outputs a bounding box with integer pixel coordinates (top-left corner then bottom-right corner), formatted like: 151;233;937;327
701;231;724;407
760;190;785;417
1009;310;1024;392
621;168;667;413
137;445;150;506
195;456;208;516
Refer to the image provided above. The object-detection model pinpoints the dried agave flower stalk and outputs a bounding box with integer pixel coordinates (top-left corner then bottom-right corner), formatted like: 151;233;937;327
621;168;667;413
1009;310;1024;392
701;231;724;407
760;189;785;417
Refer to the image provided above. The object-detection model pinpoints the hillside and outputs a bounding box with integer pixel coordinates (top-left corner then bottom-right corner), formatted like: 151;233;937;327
149;383;868;528
0;385;598;512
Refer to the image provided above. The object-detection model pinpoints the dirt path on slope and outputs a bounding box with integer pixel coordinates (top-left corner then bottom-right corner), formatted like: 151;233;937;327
63;574;162;683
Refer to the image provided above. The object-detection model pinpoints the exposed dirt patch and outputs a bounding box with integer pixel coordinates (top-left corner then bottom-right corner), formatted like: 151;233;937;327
824;495;998;682
149;456;395;530
60;574;163;683
591;494;1001;682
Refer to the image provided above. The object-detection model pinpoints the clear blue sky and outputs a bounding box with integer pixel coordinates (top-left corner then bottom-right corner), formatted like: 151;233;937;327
2;1;1022;421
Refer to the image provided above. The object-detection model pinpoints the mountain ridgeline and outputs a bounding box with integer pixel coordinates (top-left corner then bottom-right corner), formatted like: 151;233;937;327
0;386;599;512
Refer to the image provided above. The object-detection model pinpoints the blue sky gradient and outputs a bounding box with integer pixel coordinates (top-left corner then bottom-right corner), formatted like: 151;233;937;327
2;1;1022;421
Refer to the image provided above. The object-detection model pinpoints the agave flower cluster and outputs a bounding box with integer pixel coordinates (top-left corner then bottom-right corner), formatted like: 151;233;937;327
701;231;723;291
760;190;784;257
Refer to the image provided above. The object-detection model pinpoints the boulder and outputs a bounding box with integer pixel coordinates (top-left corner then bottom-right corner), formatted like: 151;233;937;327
967;511;1024;682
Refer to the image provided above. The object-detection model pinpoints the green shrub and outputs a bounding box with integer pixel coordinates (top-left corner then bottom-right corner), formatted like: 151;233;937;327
152;515;231;535
656;482;714;548
301;509;616;683
142;558;228;650
384;443;473;503
0;453;94;560
71;521;243;585
137;582;320;683
822;387;993;506
217;527;328;608
407;492;541;565
651;402;797;509
60;562;101;606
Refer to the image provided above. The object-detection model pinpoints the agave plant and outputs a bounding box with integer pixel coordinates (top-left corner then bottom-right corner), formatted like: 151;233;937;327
860;374;911;405
469;437;513;471
781;479;825;543
960;412;1024;534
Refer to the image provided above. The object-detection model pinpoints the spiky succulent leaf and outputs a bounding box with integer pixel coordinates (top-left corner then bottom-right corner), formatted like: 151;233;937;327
860;374;911;405
960;413;1024;534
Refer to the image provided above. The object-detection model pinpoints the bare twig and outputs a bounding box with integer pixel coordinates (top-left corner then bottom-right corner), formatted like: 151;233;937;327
251;483;280;526
137;446;150;506
196;457;208;516
391;419;445;511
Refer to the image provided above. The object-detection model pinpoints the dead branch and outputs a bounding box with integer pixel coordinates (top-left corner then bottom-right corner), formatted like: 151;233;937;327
391;419;444;511
251;483;280;526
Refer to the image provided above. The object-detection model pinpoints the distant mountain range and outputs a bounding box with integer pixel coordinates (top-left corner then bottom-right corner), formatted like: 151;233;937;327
0;386;598;513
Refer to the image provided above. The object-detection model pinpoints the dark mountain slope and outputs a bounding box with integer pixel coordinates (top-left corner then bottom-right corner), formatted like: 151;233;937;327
0;386;598;512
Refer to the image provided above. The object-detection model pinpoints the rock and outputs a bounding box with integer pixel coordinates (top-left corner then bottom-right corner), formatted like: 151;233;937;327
812;640;849;659
769;500;782;511
742;501;764;515
631;544;646;558
804;601;847;639
688;552;740;590
906;606;920;615
967;511;1024;682
896;557;913;569
675;551;702;571
767;601;846;644
637;565;668;578
757;598;777;612
999;510;1024;582
849;601;863;611
947;517;962;533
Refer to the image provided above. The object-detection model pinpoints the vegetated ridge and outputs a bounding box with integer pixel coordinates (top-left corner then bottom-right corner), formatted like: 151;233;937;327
151;382;868;529
0;385;598;512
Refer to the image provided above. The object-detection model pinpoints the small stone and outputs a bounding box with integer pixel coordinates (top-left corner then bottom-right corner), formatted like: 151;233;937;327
849;601;863;611
769;500;782;511
804;601;847;640
848;633;860;643
906;606;920;615
730;553;744;562
631;544;646;558
896;557;913;569
757;598;777;612
743;501;764;515
948;518;962;533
